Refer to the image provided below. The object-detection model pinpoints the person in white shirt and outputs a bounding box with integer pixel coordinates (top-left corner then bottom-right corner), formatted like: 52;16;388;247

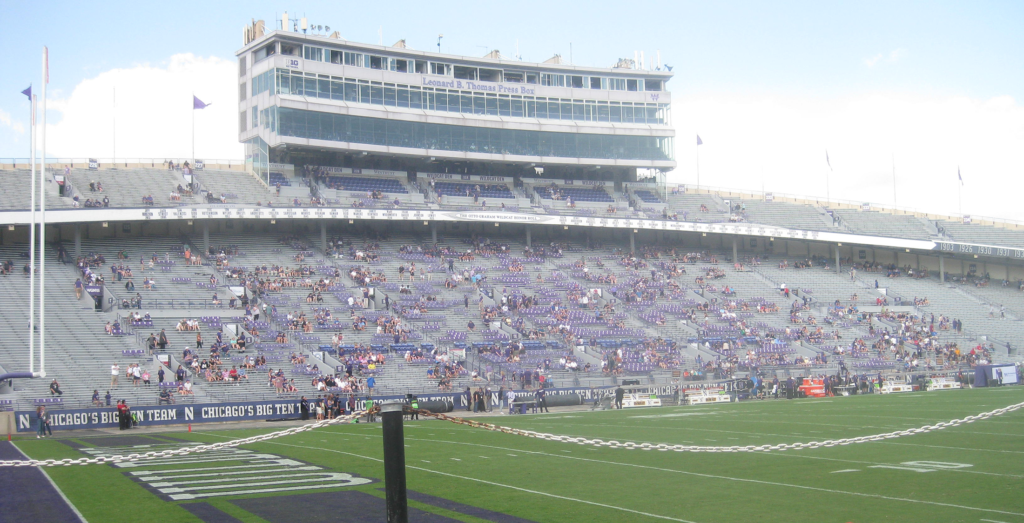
507;389;516;415
111;364;120;388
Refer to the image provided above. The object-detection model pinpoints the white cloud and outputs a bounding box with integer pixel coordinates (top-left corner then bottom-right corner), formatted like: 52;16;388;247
0;108;26;134
888;48;907;62
672;93;1024;221
863;48;907;67
863;54;884;67
43;53;241;161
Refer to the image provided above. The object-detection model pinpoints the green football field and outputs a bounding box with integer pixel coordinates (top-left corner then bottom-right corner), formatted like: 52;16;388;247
14;386;1024;523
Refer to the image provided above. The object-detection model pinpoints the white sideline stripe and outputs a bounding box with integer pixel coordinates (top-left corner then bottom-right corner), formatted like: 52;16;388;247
883;442;1024;455
980;519;1011;523
207;436;700;523
763;451;1024;479
12;442;89;523
385;436;1024;518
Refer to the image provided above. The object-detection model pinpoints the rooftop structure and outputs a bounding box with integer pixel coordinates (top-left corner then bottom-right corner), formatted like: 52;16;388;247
236;21;675;186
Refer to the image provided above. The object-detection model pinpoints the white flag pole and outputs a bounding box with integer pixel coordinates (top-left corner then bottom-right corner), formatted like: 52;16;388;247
40;46;48;377
29;91;36;375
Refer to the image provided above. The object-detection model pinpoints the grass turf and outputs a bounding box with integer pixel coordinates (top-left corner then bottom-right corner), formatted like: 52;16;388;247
13;386;1024;523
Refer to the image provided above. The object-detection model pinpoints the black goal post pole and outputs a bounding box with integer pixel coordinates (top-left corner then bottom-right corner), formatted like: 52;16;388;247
380;402;408;523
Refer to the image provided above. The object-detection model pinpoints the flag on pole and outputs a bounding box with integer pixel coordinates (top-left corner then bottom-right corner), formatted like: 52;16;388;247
21;85;32;101
193;96;210;109
43;47;49;84
696;135;703;146
958;167;963;185
826;151;833;171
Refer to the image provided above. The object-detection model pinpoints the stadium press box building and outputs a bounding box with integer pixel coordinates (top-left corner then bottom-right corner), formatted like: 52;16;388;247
236;24;676;184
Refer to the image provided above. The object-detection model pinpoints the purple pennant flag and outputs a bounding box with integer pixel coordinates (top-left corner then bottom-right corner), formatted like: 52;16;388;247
958;167;963;185
696;135;703;146
21;85;31;101
193;95;210;109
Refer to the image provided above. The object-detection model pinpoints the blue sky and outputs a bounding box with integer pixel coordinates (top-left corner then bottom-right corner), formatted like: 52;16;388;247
1;1;1022;219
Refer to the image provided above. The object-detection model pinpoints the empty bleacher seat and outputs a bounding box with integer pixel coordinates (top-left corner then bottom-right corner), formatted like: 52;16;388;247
324;176;408;194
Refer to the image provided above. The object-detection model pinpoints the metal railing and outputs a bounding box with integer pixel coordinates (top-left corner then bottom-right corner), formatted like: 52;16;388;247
0;158;245;169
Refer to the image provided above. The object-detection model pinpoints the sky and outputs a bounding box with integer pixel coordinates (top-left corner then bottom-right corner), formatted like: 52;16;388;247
1;0;1022;220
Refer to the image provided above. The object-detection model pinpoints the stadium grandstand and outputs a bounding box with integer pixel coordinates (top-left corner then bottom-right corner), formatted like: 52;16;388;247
1;17;1023;418
1;15;1022;523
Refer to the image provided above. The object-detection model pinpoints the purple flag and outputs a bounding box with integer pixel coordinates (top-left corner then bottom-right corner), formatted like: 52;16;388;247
21;85;31;101
826;151;832;171
958;167;963;185
193;95;210;109
696;135;703;146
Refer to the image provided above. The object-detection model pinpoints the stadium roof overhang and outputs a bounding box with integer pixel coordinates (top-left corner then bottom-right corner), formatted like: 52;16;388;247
0;206;1020;262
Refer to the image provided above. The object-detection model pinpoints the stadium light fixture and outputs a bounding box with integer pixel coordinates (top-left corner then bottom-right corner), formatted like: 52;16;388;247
702;232;707;236
423;221;428;225
102;222;108;228
7;225;13;231
906;249;911;252
564;225;568;230
270;219;276;224
495;223;499;227
837;243;842;246
349;219;354;224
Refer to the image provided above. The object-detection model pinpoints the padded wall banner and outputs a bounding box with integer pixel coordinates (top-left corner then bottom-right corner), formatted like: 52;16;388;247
13;383;723;432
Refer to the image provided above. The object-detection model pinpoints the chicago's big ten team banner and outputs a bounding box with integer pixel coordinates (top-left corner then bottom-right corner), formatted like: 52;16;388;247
15;381;753;432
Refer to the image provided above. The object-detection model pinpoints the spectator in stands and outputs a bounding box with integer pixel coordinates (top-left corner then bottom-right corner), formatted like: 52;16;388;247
74;278;83;299
91;390;102;406
111;363;120;388
49;379;63;396
159;388;175;404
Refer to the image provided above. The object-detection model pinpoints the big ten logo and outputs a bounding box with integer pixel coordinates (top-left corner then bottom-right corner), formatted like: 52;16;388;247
287;59;300;68
650;93;659;101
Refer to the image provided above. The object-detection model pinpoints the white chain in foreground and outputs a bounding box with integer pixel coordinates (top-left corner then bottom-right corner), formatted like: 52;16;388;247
1;409;370;467
423;400;1024;453
6;399;1024;467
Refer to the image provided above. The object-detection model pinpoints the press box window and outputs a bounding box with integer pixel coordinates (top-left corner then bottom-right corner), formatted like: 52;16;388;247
478;68;502;82
453;66;477;80
430;62;451;76
303;46;323;62
504;71;524;83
